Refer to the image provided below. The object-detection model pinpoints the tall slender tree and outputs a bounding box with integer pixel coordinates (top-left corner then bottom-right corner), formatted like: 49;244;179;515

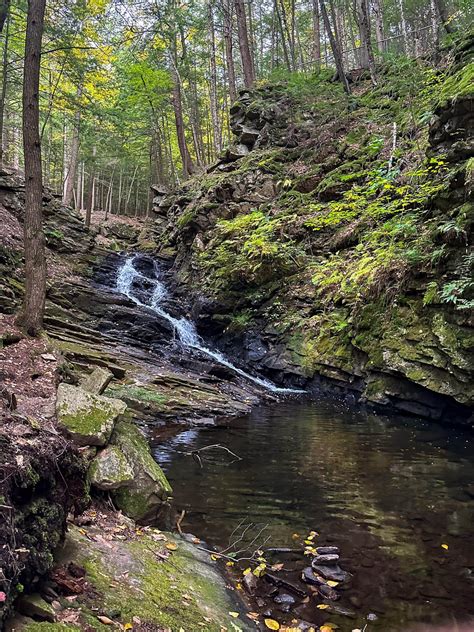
17;0;47;336
234;0;255;87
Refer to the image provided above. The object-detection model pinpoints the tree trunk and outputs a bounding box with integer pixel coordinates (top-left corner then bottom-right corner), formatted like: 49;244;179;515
398;0;409;54
222;0;237;103
208;0;221;155
274;0;292;71
312;0;321;68
354;0;377;84
62;85;82;207
433;0;455;33
372;0;385;52
0;8;9;166
170;39;195;177
16;0;47;336
85;145;96;228
319;0;351;94
234;0;255;87
0;0;10;34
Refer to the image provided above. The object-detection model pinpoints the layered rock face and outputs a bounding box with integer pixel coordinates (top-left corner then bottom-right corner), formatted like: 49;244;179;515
152;37;474;424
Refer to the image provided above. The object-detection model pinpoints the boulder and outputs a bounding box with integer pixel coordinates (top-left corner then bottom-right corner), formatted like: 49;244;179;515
16;594;56;622
56;383;127;447
89;445;134;490
110;420;172;524
80;366;113;395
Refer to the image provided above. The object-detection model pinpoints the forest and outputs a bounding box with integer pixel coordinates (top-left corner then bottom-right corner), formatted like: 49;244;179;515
0;0;473;630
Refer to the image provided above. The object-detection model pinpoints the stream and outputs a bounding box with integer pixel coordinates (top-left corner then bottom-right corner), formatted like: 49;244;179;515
153;402;474;631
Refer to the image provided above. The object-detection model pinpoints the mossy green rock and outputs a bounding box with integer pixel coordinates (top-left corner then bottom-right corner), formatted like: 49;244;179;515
42;524;251;631
88;445;134;490
16;594;55;623
110;420;172;523
56;383;127;447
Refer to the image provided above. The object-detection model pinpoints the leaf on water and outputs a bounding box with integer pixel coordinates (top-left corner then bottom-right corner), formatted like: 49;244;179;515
317;604;329;610
321;624;338;630
165;542;178;551
326;580;339;587
264;619;281;630
291;533;300;539
441;543;449;550
229;611;240;618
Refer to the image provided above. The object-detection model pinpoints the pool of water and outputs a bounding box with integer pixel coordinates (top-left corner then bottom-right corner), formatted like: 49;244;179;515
153;401;474;630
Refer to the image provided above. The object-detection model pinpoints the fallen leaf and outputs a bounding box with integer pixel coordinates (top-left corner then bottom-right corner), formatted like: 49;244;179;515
229;611;240;618
246;612;259;620
124;624;133;630
226;561;235;567
243;567;252;576
97;615;114;625
271;563;284;572
441;543;449;550
326;580;339;587
317;603;329;610
165;542;178;551
211;553;221;560
264;619;280;630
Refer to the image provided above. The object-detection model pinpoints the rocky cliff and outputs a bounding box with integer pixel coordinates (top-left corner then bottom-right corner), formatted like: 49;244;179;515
152;34;474;424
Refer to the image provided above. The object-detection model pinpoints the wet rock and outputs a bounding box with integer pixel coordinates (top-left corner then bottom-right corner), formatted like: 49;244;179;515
317;584;340;600
312;553;339;565
80;366;113;395
16;594;56;622
89;445;134;490
311;562;351;584
274;592;295;606
56;383;127;447
325;603;356;618
301;567;325;585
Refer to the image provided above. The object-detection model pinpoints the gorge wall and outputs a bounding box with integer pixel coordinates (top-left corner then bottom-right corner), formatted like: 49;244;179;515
151;34;474;424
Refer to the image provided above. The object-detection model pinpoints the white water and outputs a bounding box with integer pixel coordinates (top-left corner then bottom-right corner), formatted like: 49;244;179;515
116;255;304;394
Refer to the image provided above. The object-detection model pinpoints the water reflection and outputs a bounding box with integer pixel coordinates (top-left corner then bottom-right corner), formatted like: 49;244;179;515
153;401;474;629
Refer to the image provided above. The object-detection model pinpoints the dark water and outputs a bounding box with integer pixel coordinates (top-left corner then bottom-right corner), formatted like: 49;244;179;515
153;401;474;631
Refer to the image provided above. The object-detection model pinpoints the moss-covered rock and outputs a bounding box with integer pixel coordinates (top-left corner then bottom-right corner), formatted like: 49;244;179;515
88;445;134;491
109;421;172;524
56;384;127;447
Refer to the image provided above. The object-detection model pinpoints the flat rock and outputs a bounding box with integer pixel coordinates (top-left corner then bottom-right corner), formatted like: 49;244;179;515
80;366;113;395
301;567;325;585
315;546;339;555
311;562;352;584
312;553;339;565
317;584;340;601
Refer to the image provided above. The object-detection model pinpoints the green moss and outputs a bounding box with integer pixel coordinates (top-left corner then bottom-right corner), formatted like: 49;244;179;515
22;624;79;632
59;405;114;437
105;384;168;407
66;526;248;631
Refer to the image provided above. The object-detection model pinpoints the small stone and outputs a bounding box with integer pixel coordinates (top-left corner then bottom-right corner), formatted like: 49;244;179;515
301;567;325;585
81;367;114;395
317;584;340;601
274;593;295;605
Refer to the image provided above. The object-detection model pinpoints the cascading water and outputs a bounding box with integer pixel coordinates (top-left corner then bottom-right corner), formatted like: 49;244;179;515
116;255;304;394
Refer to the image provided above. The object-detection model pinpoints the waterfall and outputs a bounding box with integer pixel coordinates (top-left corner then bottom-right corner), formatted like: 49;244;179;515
116;255;304;394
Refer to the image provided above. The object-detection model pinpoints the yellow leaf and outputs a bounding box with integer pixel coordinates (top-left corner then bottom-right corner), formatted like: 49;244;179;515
124;625;133;631
165;543;178;551
317;604;329;610
236;583;242;590
441;543;449;550
291;533;300;539
327;580;339;587
229;612;239;618
264;619;280;630
226;561;235;567
321;624;338;630
211;553;220;560
243;567;252;575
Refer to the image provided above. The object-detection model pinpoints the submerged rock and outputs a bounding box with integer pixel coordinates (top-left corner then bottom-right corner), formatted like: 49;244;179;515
88;445;134;490
56;383;126;447
109;420;172;524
